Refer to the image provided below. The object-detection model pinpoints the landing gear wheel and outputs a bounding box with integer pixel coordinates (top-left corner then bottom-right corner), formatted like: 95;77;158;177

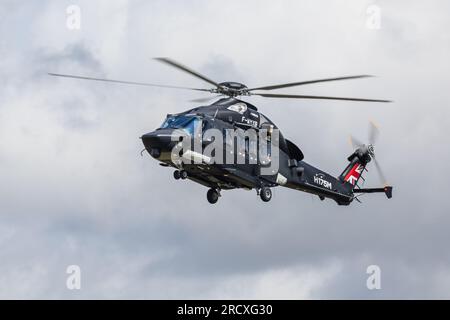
260;187;272;202
173;170;181;180
180;170;188;180
207;188;219;204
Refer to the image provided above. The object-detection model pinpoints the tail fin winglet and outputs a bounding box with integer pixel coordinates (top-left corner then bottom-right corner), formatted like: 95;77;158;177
384;186;393;199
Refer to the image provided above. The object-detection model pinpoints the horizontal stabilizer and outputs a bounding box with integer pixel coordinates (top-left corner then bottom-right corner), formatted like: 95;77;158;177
354;186;393;199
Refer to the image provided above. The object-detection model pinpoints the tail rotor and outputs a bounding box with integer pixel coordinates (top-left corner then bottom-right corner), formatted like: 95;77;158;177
347;121;393;199
348;121;388;186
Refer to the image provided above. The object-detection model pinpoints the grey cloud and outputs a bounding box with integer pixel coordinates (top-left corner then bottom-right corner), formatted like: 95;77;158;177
1;0;450;299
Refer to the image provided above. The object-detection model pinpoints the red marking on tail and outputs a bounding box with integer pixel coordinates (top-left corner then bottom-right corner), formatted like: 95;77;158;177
344;163;364;185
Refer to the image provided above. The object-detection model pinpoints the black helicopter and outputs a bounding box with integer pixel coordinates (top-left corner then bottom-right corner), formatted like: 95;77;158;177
49;58;393;205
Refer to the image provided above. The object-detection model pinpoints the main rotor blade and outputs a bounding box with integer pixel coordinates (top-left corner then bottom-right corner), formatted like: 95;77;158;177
189;95;223;103
252;92;392;103
48;73;211;92
373;157;388;186
154;57;221;88
368;120;380;145
248;75;373;91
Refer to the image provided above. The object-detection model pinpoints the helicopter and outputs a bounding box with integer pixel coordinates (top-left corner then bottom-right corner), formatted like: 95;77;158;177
49;57;393;205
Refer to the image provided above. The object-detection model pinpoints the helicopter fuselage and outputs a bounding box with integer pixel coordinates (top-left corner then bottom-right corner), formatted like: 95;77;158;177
141;98;356;205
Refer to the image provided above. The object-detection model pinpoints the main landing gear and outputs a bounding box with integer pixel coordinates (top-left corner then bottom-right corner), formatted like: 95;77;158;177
205;187;272;204
207;188;220;204
259;187;272;202
174;169;272;204
173;170;188;180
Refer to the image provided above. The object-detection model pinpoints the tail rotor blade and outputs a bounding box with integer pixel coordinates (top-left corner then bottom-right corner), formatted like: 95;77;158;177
369;120;380;145
373;156;388;186
349;135;364;149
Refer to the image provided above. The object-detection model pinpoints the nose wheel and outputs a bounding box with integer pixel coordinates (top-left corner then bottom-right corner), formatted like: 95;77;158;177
207;188;220;204
259;187;272;202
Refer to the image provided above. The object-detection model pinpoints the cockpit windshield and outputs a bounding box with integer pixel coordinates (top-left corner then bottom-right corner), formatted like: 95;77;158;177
160;115;198;135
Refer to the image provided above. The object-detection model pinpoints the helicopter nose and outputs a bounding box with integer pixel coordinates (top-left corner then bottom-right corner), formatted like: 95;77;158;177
141;129;178;158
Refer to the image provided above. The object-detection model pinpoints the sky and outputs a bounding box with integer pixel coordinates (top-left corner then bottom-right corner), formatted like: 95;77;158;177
1;0;450;299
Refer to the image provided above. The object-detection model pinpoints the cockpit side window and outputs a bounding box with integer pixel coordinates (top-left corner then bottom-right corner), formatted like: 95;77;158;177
160;115;199;136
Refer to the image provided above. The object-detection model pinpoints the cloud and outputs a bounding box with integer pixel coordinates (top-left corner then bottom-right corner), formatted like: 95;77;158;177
1;0;450;299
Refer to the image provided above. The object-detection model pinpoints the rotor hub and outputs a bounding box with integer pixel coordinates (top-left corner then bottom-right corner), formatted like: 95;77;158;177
216;82;249;97
367;144;375;157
